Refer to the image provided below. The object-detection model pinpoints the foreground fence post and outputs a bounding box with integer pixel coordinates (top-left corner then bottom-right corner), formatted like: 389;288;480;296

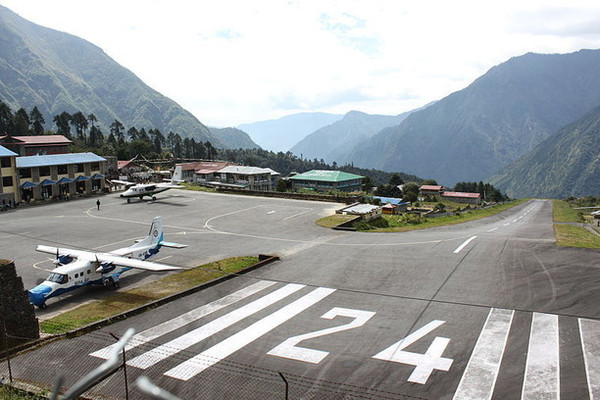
278;372;289;400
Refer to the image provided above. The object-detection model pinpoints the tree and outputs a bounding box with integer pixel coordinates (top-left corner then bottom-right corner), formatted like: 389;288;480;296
0;101;13;135
71;111;88;141
29;106;45;135
422;178;438;186
13;108;30;135
388;173;404;186
53;111;72;138
402;182;421;203
110;120;125;145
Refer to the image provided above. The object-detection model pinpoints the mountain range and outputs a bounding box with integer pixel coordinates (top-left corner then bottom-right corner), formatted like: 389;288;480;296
237;112;342;152
0;5;259;149
342;50;600;188
289;110;411;164
3;3;600;198
489;105;600;198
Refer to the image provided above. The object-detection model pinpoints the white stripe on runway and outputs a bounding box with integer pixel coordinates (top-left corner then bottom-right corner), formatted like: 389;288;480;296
127;283;305;369
164;286;337;381
486;227;498;233
579;318;600;400
453;236;477;254
453;308;514;400
90;280;277;359
521;313;559;400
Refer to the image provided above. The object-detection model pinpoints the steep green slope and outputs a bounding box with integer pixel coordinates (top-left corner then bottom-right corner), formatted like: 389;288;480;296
0;5;224;145
347;50;600;186
490;106;600;198
208;127;261;149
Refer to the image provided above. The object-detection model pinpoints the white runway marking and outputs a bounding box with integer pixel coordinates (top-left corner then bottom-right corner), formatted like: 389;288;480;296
164;287;336;381
90;280;277;359
579;318;600;400
453;308;514;400
453;236;477;254
521;313;559;400
486;227;498;233
127;283;306;369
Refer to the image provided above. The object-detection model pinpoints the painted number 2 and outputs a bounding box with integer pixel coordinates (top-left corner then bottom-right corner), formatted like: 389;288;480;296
268;307;375;364
373;320;453;384
268;309;453;385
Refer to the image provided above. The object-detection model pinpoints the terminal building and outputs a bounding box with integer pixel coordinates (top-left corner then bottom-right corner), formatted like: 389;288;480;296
0;139;107;205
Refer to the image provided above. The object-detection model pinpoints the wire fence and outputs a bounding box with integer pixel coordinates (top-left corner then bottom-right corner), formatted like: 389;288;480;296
1;328;431;400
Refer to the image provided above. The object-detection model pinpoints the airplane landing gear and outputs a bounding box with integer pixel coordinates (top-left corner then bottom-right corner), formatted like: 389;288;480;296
127;198;131;203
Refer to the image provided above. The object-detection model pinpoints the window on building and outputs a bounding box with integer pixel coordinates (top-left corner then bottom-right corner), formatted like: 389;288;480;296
39;166;51;176
19;168;32;178
2;176;13;187
58;164;68;174
0;157;11;168
76;163;85;173
91;162;99;170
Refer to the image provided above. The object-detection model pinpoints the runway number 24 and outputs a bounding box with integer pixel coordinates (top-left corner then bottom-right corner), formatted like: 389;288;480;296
267;307;453;384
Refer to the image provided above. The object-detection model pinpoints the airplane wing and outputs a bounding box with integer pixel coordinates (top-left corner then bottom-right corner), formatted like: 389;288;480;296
108;179;136;187
35;245;181;272
156;182;183;188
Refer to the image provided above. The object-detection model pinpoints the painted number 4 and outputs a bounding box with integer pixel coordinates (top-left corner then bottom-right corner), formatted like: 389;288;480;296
268;307;453;385
373;320;453;384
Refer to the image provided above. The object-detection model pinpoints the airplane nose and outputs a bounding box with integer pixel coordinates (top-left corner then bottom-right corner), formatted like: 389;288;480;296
28;284;52;306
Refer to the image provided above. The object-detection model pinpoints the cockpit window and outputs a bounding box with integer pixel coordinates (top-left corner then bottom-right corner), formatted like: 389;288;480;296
47;273;68;284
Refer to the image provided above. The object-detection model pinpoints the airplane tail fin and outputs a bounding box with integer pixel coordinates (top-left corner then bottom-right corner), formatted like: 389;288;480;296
135;216;187;251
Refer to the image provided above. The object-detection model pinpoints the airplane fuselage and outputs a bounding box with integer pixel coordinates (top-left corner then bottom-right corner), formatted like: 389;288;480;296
120;185;170;201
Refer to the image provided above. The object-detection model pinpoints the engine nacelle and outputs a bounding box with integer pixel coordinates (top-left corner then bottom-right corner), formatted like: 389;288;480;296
96;262;115;274
53;254;73;265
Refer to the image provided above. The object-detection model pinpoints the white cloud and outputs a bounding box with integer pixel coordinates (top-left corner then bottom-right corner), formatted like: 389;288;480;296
1;0;600;126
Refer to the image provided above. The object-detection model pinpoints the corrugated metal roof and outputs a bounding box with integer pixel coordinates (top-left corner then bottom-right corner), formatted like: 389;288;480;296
16;153;105;168
0;145;18;157
289;170;364;182
442;191;481;198
218;165;277;175
0;135;72;144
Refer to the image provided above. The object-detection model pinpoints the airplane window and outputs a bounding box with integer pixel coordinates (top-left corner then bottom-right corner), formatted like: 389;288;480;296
47;273;68;284
75;273;79;278
87;270;91;274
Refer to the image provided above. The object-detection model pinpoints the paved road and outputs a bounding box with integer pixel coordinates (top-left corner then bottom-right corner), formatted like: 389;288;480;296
2;192;600;399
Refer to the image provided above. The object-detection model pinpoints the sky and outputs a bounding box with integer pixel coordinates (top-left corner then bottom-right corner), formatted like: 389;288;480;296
2;1;600;127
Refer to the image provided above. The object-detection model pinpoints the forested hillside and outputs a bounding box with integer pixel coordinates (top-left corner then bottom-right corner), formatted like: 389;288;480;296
0;5;225;146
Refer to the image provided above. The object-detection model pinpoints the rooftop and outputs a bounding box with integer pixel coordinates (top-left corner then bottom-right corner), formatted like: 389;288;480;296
0;145;18;157
17;153;106;168
289;170;364;182
0;135;72;145
218;165;278;175
441;191;481;199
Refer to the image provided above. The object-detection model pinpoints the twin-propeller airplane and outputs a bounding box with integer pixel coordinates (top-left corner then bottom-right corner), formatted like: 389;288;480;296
28;216;186;308
109;179;183;203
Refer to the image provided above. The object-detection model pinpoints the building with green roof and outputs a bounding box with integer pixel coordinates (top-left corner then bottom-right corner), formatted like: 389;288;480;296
289;170;364;192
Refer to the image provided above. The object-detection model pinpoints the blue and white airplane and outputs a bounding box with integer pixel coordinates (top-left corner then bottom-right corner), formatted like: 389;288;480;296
28;216;187;308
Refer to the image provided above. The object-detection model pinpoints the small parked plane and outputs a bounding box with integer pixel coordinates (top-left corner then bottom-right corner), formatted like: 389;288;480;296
109;179;183;203
28;216;187;308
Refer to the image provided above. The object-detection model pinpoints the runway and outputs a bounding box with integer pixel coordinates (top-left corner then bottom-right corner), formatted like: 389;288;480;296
1;191;599;399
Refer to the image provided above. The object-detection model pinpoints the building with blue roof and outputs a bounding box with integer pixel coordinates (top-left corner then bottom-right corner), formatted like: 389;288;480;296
0;144;107;204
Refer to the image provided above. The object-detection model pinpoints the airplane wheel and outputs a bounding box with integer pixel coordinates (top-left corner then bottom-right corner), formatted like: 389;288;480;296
152;196;156;201
127;198;131;203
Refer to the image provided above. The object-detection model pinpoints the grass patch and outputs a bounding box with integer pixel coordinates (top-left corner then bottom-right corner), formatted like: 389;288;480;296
552;199;584;223
554;224;600;249
180;183;216;192
0;386;46;400
40;256;259;334
316;214;358;228
360;200;528;232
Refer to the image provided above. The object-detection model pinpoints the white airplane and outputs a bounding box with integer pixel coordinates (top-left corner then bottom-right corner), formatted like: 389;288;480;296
109;179;183;203
28;216;187;308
